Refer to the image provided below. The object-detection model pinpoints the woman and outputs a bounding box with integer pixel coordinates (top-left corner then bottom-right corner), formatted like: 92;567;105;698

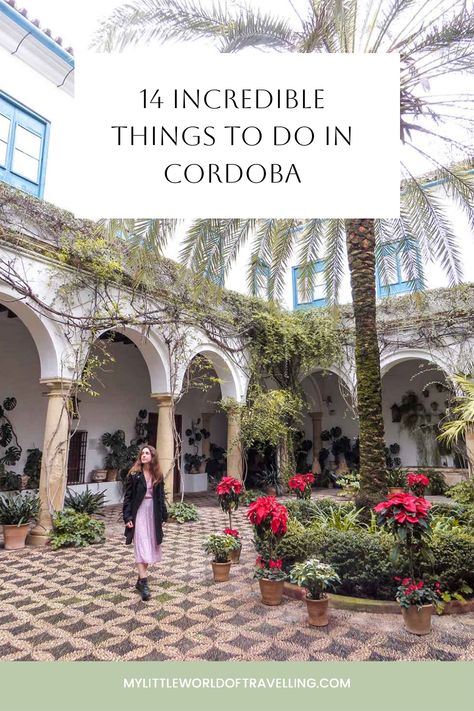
123;444;168;601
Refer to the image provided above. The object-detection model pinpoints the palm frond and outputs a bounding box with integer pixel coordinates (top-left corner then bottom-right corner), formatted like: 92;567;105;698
400;173;464;286
93;0;240;51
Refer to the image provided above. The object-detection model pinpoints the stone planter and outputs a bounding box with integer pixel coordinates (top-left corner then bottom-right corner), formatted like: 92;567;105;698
2;523;30;550
230;546;241;564
259;578;284;606
401;604;432;635
211;561;231;582
306;595;329;627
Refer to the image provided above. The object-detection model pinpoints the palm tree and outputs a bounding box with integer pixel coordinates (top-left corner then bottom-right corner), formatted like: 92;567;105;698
94;0;474;505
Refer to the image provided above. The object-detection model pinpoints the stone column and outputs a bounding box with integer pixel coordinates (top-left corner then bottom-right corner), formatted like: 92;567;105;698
201;412;214;460
28;379;73;547
226;408;243;480
310;411;323;474
151;393;174;502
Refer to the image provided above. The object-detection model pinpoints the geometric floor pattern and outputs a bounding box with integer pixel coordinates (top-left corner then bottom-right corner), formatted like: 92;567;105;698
1;493;473;661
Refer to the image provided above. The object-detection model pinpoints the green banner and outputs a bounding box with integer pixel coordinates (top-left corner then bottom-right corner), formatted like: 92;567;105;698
1;661;472;711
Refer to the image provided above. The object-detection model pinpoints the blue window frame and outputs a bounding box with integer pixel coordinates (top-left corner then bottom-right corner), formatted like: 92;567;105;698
0;92;49;198
376;240;422;297
292;260;327;309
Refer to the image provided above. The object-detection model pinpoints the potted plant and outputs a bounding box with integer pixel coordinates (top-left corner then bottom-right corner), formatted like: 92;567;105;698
254;556;287;605
101;429;136;481
386;468;406;494
223;528;242;563
216;475;242;529
394;577;442;635
406;472;430;497
290;558;341;627
247;495;289;605
0;492;40;549
203;533;239;582
288;472;315;500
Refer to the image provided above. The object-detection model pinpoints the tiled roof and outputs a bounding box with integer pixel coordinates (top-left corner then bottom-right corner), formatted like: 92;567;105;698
4;0;73;55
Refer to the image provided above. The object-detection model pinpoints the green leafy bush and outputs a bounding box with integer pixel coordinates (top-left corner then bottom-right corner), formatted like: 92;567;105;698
425;530;474;592
426;469;448;495
286;498;355;526
311;529;404;600
64;488;107;516
49;509;105;549
312;504;363;532
447;480;474;505
271;518;319;569
167;501;198;523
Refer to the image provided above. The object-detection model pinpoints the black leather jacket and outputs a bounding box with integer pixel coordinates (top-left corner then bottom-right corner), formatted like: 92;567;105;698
122;470;168;545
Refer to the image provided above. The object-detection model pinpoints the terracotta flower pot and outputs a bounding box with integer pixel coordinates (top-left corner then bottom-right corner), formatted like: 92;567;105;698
211;561;232;582
230;546;241;564
306;595;329;627
3;523;30;550
259;578;284;606
106;468;118;482
401;604;432;635
388;487;404;495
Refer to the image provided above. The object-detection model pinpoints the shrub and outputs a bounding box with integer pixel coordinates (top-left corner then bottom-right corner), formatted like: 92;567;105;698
426;469;448;495
311;529;404;600
64;488;107;516
430;502;465;519
286;498;354;526
257;518;318;570
50;509;105;549
285;498;321;525
312;504;363;532
447;480;474;505
167;501;198;523
425;530;474;593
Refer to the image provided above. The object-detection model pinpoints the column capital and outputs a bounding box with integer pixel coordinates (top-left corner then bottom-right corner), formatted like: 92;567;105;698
39;378;75;395
151;393;173;407
310;411;323;421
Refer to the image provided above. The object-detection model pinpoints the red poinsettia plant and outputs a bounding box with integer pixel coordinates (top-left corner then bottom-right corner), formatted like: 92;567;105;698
406;472;430;497
374;492;433;577
394;577;442;609
288;472;315;500
247;496;288;536
253;555;287;581
374;492;431;534
216;476;242;528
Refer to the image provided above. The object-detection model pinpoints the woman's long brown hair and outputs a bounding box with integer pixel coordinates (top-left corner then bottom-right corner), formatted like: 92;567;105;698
129;443;163;485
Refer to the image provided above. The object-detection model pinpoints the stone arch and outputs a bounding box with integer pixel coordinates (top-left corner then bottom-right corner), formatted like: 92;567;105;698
300;364;356;395
380;349;450;378
178;343;245;402
94;325;170;394
0;288;63;379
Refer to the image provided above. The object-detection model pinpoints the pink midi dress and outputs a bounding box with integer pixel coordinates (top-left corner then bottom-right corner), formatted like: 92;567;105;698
134;478;163;564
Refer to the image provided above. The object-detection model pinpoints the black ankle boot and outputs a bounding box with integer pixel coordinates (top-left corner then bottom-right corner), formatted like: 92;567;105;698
136;577;151;601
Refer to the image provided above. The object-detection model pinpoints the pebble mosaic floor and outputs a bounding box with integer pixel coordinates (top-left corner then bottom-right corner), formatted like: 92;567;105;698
0;493;473;661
